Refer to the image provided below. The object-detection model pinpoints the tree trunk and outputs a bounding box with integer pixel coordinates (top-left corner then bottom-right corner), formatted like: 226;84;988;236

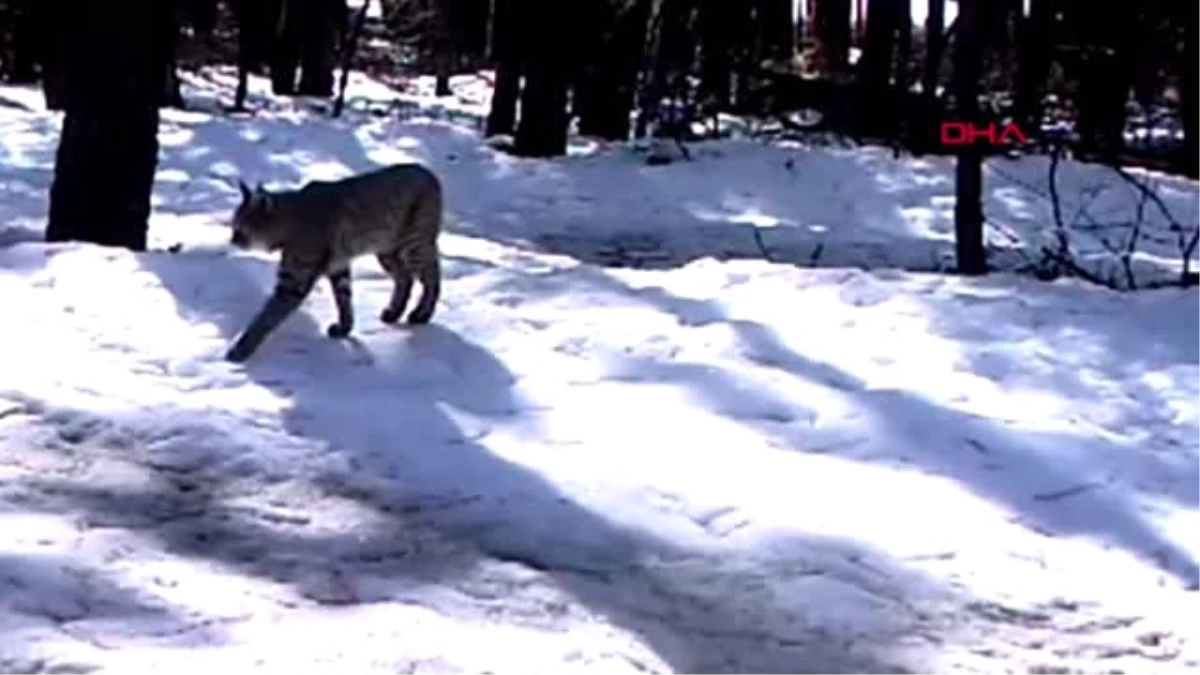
1179;7;1197;177
576;0;652;140
951;0;987;275
163;17;186;110
5;0;42;84
1012;0;1053;132
915;0;945;152
1068;0;1133;159
43;0;178;252
270;0;301;94
430;0;454;96
893;0;911;94
698;0;735;109
635;0;697;138
753;0;795;63
484;0;522;137
857;0;902;137
297;0;345;96
230;0;275;109
813;0;852;72
793;0;805;51
48;107;161;251
455;0;491;66
513;25;571;157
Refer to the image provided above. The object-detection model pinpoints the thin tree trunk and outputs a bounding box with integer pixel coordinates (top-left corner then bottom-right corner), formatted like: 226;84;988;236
698;0;734;109
6;0;41;84
484;0;522;137
915;0;945;152
333;0;371;117
857;0;902;136
270;0;301;94
1012;0;1052;132
456;0;491;66
813;0;852;72
635;0;697;138
431;0;454;96
951;0;987;275
754;0;795;63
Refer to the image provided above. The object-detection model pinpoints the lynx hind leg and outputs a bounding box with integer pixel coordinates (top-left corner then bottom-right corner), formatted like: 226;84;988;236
325;267;354;338
406;247;440;325
377;250;414;325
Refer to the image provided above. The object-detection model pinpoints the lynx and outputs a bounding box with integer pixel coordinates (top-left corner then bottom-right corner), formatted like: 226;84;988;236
224;163;443;362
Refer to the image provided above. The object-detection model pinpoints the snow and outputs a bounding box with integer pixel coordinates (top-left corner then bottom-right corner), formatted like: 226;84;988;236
1;70;1198;673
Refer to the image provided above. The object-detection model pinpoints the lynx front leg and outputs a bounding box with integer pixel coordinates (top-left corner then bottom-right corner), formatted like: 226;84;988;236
226;262;321;362
325;267;355;338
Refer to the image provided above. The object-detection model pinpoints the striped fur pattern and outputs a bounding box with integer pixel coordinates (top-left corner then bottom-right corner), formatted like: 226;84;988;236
224;163;443;362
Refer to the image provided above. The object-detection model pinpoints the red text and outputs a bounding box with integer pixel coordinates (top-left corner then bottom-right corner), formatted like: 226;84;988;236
940;121;1030;147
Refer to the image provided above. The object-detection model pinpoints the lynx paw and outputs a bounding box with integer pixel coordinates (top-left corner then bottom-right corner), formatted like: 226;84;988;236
406;308;434;325
380;307;403;324
225;343;253;363
327;322;353;339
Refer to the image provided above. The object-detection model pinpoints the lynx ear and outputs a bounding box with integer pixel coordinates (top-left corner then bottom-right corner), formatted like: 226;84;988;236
238;180;252;203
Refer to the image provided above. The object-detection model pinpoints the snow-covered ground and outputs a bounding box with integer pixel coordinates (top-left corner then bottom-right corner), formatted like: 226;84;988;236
0;71;1197;673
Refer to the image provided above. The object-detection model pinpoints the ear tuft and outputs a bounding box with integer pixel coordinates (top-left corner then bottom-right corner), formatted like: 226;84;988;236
238;180;252;202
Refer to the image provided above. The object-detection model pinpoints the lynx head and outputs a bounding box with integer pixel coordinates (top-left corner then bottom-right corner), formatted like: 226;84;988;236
230;180;285;250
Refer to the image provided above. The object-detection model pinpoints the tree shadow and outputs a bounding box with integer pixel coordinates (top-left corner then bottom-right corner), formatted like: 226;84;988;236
474;263;1200;590
0;551;229;669
52;247;945;672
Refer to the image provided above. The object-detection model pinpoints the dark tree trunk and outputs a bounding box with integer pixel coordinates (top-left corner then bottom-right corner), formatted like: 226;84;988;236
1179;8;1197;177
893;0;911;94
635;0;697;137
42;0;186;252
857;0;903;136
698;0;735;109
920;0;945;98
163;18;186;110
813;0;852;72
332;0;371;117
915;0;945;151
455;0;491;65
1068;0;1133;159
430;0;454;96
297;0;346;96
484;0;522;137
48;107;161;251
576;0;652;140
271;0;302;94
231;0;277;109
753;0;795;63
1012;0;1053;132
513;4;571;157
5;0;42;84
793;0;804;51
951;0;987;275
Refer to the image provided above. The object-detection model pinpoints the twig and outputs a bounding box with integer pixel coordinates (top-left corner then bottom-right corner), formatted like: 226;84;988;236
1120;180;1150;290
1046;142;1072;271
